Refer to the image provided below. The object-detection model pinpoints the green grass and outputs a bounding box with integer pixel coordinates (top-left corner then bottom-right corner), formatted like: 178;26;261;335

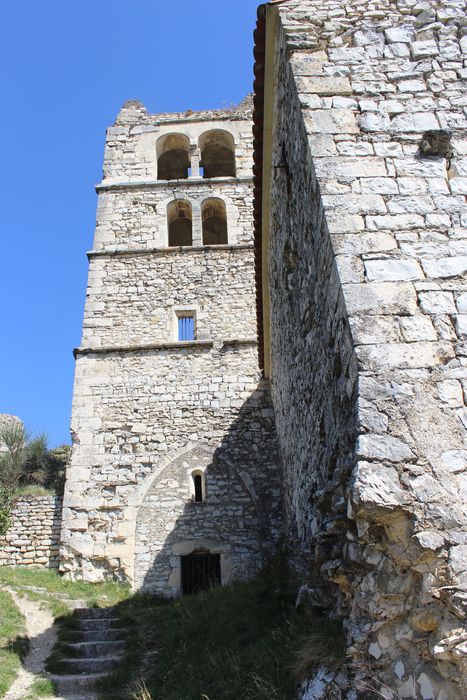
0;589;26;697
0;567;131;607
21;675;56;698
13;486;54;497
98;562;345;700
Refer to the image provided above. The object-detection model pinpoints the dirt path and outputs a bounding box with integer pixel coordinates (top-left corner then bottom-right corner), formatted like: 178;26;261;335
3;587;57;700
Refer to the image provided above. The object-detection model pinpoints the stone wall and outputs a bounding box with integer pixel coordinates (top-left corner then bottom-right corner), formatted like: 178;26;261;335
261;0;466;698
0;496;62;569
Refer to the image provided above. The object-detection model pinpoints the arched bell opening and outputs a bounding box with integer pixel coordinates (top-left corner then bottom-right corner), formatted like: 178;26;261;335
157;133;190;180
201;198;228;245
199;130;236;179
167;199;193;246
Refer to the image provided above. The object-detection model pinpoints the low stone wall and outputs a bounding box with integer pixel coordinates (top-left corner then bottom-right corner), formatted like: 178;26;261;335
0;496;63;569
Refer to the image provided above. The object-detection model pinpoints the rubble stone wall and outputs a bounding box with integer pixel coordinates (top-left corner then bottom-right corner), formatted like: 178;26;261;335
267;0;467;698
0;496;62;569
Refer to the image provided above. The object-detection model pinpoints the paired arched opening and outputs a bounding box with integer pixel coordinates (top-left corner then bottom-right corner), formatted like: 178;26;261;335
157;133;190;180
202;198;228;245
199;130;236;179
167;200;192;246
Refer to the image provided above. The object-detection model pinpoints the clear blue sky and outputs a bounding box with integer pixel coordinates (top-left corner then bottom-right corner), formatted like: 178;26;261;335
0;0;260;447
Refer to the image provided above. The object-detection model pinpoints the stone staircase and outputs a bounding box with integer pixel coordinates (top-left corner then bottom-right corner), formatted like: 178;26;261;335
50;607;127;700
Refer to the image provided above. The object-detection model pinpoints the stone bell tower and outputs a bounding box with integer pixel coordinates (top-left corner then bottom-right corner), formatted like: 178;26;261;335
60;97;283;594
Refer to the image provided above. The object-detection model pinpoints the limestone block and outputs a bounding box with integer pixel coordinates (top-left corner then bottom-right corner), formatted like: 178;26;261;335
438;380;464;407
332;97;358;109
419;291;456;315
455;315;467;337
398;178;427;195
328;47;366;63
379;99;405;114
399;316;437;342
356;341;454;370
303;109;359;134
364;259;424;282
441;450;467;473
387;196;434;215
359;112;391;132
394;158;447;178
410;40;439;59
314;157;387;178
421;256;467;279
390;112;440;132
350;315;401;344
450;178;467;195
397;80;427;93
384;27;414;44
366;214;425;231
344;282;417;316
374;142;403;158
352;461;409;512
360;177;399;194
326;213;365;232
307;135;337;156
295;75;352;95
335;141;373;156
322;194;386;214
331;232;397;255
335;255;365;283
357;434;414;463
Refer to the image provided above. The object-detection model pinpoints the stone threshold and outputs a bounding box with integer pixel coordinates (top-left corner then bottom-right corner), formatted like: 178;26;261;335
74;338;257;358
96;175;253;192
87;243;254;259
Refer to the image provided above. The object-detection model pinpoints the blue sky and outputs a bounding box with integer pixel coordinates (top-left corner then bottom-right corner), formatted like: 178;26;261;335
0;0;260;447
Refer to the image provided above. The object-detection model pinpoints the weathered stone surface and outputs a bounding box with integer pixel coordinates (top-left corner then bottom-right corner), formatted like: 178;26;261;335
364;259;424;282
0;496;62;569
344;282;418;316
421;257;467;280
357;434;414;463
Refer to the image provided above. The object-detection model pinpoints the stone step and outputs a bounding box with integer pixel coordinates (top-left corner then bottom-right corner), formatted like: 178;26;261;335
65;640;125;657
77;617;121;631
77;628;128;642
50;672;108;693
73;607;116;619
60;654;124;673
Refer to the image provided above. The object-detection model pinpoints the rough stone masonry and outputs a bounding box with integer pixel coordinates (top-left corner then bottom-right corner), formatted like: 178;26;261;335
60;97;284;596
254;0;466;698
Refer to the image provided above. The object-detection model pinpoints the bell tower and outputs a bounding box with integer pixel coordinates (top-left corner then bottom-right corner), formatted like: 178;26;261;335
60;97;283;594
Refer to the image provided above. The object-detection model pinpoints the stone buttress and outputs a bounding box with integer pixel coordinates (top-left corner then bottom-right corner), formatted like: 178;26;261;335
60;97;283;596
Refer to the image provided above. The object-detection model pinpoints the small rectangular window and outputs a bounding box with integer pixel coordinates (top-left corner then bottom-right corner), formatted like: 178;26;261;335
178;315;195;341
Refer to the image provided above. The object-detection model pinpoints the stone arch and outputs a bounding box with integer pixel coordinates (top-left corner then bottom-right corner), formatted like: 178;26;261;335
156;132;190;180
201;197;228;245
199;129;236;178
167;199;192;246
134;445;264;595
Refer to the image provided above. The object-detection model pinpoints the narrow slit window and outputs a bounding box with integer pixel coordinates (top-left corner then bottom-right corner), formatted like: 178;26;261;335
178;315;195;341
193;474;203;502
191;469;205;502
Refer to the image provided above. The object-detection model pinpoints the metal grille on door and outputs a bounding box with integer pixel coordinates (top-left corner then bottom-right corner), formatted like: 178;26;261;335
181;550;221;595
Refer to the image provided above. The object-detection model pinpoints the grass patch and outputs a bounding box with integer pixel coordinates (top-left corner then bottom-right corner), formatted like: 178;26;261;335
98;562;345;700
0;589;26;697
13;486;54;497
0;566;131;607
21;675;56;698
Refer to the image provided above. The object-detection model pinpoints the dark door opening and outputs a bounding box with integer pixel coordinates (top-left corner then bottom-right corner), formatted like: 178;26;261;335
181;550;221;595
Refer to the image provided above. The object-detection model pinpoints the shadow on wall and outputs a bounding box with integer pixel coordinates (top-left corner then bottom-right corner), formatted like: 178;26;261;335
134;379;284;596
